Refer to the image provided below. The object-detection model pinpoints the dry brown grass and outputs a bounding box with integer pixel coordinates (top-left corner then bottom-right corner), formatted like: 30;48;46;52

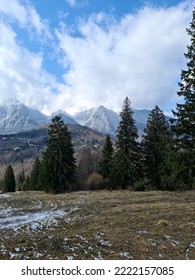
0;190;195;260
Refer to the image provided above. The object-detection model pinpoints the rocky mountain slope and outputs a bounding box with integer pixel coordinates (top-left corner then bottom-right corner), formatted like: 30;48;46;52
74;105;151;137
0;99;171;137
74;106;120;136
0;100;77;134
0;99;48;134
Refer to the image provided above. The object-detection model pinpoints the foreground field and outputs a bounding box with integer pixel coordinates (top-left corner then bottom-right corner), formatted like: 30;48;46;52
0;190;195;260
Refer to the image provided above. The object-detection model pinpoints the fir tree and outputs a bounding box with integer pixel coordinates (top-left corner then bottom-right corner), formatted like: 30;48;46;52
160;138;188;191
23;175;30;191
141;106;169;189
3;165;16;193
29;157;41;190
99;134;114;179
40;115;76;193
172;8;195;188
111;97;139;188
17;169;25;191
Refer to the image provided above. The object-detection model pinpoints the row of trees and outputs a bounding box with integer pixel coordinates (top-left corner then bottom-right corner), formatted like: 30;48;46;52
98;8;195;191
2;94;193;193
1;8;194;193
99;100;193;191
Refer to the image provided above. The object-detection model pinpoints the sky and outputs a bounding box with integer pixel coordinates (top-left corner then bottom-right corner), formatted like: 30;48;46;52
0;0;193;116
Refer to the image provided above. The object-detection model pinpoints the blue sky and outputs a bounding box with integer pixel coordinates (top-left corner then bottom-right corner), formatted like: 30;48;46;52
0;0;193;115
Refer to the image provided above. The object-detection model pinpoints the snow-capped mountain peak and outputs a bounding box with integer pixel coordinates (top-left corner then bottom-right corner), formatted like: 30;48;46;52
0;100;169;137
0;99;48;134
74;106;120;136
74;106;153;137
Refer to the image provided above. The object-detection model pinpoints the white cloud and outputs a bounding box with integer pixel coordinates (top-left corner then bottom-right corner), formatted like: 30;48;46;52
0;0;50;41
56;2;193;113
65;0;76;8
65;0;88;9
0;0;61;113
0;0;193;116
0;20;68;113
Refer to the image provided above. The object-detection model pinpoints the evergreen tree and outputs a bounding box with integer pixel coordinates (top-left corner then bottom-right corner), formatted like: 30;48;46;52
23;175;31;191
141;106;169;189
99;134;114;179
3;165;16;193
160;138;188;191
29;157;41;190
172;8;195;188
111;97;139;188
17;169;25;191
40;115;76;193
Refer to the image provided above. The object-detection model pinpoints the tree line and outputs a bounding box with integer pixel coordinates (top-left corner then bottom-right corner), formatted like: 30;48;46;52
1;8;194;193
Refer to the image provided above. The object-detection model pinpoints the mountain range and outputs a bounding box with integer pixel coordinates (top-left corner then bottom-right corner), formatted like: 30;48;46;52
73;105;150;137
0;99;169;137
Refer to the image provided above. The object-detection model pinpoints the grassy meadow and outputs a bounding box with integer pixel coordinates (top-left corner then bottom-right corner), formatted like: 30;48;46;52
0;190;195;260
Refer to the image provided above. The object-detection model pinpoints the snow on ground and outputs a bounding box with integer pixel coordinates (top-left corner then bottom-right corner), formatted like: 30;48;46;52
0;194;71;232
0;194;11;198
0;209;67;230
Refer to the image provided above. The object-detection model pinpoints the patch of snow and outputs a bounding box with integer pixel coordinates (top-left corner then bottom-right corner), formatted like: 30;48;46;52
33;252;43;258
65;218;72;223
76;235;88;243
64;238;69;244
164;235;181;247
30;222;40;231
67;256;74;260
70;206;80;212
10;253;21;259
15;248;20;252
95;232;112;247
0;207;13;216
47;235;54;239
0;209;67;230
190;242;195;248
94;251;103;260
137;230;148;234
120;252;133;259
0;194;11;198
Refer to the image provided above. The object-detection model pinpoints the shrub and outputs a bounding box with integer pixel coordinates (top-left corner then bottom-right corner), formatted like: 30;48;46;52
133;181;145;191
86;173;104;190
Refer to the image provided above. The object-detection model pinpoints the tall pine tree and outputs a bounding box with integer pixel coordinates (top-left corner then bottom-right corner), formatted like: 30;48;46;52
99;134;114;179
3;165;16;193
111;97;139;188
17;169;25;191
141;106;170;189
172;8;195;188
29;157;41;190
40;115;76;193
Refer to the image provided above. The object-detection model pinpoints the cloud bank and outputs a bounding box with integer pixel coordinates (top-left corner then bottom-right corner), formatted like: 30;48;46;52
0;0;193;114
57;3;192;113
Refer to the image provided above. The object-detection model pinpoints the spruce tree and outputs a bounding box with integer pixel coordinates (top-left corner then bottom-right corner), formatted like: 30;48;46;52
23;175;31;191
172;8;195;188
3;165;16;193
29;157;41;190
40;115;76;193
141;106;169;189
111;97;139;188
99;134;114;179
17;169;25;191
